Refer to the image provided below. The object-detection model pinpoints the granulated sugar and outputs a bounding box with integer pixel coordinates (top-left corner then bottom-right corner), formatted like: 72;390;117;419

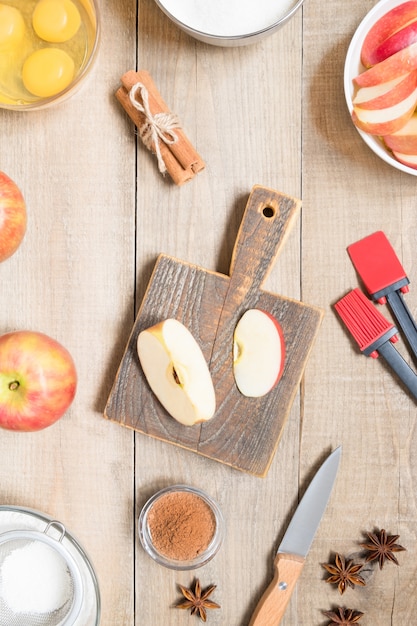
1;540;71;614
159;0;297;36
0;507;100;626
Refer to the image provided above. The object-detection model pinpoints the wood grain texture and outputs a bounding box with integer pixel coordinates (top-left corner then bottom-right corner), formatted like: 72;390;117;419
105;187;323;475
1;0;416;624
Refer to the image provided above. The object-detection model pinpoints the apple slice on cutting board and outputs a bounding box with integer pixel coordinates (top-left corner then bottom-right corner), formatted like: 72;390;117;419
233;309;285;398
137;318;216;426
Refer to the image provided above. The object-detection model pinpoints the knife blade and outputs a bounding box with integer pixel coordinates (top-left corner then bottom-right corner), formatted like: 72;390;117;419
249;446;341;626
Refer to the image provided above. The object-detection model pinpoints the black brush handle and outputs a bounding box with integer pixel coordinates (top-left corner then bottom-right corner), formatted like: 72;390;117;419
378;341;417;401
386;290;417;361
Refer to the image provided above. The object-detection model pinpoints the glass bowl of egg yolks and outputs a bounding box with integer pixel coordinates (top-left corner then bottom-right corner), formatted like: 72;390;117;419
0;0;100;110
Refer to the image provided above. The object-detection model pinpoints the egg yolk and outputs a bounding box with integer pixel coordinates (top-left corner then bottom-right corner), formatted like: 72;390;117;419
0;4;25;50
22;48;75;98
33;0;81;43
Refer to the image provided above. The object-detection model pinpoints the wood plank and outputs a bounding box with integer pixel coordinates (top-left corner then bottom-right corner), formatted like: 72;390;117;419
0;1;137;624
133;1;304;622
3;0;415;623
300;0;417;623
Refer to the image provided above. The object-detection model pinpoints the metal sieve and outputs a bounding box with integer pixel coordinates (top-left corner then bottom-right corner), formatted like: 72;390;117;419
0;521;84;626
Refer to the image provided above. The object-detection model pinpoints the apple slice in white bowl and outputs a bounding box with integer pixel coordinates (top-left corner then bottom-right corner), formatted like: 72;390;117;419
384;111;417;154
137;318;216;426
233;309;285;398
360;0;417;67
391;149;417;166
352;71;417;110
344;0;417;175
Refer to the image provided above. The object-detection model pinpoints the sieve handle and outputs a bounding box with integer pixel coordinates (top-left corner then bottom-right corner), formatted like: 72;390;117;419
44;520;66;543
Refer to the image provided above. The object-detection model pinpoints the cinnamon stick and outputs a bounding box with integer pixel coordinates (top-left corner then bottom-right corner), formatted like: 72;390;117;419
116;69;205;185
115;86;191;185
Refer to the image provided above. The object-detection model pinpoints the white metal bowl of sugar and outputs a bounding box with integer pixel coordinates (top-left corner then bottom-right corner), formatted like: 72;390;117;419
153;0;305;46
0;505;100;626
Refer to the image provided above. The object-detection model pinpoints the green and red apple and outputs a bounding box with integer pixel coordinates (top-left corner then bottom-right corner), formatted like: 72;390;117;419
0;172;27;263
137;318;216;426
233;309;285;398
0;330;77;431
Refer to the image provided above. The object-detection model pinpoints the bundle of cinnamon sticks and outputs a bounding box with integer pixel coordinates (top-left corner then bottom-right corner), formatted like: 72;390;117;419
116;70;205;186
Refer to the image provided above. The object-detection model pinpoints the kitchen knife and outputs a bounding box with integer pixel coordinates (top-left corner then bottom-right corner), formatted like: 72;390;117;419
249;446;341;626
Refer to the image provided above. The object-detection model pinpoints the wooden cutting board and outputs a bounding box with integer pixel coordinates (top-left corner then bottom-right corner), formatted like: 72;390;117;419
104;186;323;476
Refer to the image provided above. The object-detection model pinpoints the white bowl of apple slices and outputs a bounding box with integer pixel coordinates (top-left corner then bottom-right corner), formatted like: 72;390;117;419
344;0;417;174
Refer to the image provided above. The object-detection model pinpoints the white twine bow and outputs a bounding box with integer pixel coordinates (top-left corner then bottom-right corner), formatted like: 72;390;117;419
129;82;180;174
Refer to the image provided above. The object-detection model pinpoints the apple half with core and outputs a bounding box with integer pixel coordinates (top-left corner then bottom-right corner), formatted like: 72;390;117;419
0;330;77;431
233;309;285;398
137;319;216;426
0;172;27;263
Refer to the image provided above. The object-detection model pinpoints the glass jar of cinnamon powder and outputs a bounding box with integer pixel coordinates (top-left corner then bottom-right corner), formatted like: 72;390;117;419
138;484;224;570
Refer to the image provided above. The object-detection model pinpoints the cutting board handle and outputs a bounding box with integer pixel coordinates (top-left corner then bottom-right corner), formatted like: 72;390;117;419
229;186;301;297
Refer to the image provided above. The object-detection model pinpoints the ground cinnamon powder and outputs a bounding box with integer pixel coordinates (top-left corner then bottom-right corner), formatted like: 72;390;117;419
147;491;216;561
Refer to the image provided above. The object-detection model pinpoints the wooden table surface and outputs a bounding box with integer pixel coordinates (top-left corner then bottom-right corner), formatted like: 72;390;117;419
1;0;416;624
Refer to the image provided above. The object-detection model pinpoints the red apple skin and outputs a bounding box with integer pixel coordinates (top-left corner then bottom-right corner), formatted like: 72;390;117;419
383;112;417;152
354;41;417;88
353;71;417;109
371;21;417;66
361;1;417;67
0;172;27;263
0;331;77;431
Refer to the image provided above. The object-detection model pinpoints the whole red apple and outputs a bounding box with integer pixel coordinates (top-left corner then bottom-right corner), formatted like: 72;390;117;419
0;331;77;431
0;171;27;262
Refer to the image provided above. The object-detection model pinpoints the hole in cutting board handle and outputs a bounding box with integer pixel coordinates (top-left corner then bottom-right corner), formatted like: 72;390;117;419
262;205;275;218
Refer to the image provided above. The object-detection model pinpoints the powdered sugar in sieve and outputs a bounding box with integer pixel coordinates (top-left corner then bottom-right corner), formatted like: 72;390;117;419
0;522;84;626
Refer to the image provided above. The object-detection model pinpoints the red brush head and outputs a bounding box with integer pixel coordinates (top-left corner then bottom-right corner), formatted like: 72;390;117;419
335;288;396;353
347;231;407;297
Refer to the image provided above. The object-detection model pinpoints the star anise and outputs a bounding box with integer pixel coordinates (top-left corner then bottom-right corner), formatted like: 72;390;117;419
361;528;406;569
322;553;366;594
175;579;220;622
323;607;364;624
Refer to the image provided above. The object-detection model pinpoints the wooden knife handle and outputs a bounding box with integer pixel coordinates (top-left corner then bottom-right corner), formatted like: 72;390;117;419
248;553;305;626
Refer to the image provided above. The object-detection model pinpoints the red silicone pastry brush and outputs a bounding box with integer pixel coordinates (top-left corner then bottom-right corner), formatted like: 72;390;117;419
347;231;417;361
335;288;417;400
